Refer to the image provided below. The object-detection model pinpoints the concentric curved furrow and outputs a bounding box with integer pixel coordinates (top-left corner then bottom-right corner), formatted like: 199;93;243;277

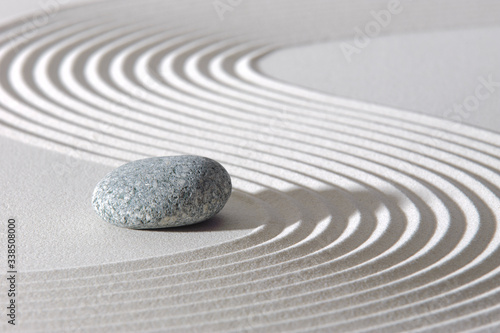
1;0;500;332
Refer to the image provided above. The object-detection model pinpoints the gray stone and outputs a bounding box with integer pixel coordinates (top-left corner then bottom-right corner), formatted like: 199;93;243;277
92;155;232;229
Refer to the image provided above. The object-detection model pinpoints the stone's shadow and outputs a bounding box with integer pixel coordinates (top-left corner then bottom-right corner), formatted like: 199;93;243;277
146;190;267;232
158;214;230;232
144;186;411;234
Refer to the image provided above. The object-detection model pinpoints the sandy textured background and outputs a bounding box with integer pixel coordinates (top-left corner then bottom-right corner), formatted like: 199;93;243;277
1;0;499;331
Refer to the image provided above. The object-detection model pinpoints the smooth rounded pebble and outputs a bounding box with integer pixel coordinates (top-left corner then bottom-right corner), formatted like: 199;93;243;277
92;155;232;229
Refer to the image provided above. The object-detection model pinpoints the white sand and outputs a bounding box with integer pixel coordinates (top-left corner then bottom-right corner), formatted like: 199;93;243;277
1;0;499;331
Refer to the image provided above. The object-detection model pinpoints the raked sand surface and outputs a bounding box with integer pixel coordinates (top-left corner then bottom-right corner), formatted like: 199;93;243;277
1;0;500;331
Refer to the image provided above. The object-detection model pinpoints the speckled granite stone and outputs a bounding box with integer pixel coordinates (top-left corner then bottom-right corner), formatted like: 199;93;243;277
92;155;232;229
